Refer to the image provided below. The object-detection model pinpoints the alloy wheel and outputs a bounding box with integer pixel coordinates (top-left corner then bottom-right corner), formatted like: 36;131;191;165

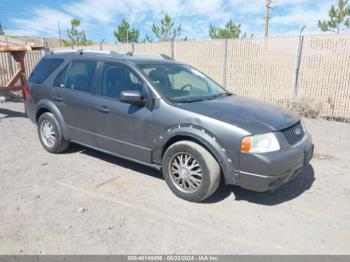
169;153;203;193
40;120;56;148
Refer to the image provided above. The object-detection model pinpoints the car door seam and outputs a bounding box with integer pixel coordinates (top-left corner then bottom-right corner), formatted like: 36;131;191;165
67;125;151;151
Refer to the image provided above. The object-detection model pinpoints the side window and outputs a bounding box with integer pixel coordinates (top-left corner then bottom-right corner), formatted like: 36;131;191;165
65;61;96;92
101;64;143;99
54;66;68;88
29;58;64;84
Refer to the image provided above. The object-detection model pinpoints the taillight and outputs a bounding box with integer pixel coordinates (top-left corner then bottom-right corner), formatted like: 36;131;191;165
23;83;31;101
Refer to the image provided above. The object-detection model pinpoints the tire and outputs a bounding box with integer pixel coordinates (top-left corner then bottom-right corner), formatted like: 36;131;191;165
37;112;70;153
162;141;221;202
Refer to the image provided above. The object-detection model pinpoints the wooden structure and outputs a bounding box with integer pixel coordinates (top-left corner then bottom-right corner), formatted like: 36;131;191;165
0;45;43;100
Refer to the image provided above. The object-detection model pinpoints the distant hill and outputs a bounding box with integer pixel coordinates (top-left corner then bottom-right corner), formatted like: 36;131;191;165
9;36;65;49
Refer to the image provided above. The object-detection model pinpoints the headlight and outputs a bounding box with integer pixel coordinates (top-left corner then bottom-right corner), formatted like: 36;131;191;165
300;119;307;133
241;133;280;153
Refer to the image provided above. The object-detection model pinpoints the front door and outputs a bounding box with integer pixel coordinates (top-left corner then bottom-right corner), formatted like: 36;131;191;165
94;62;155;163
52;60;99;146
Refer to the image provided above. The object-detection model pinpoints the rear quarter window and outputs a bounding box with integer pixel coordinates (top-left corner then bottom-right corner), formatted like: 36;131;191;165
29;58;64;84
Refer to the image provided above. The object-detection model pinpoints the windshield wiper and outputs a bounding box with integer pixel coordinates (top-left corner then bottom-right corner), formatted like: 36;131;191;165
173;92;232;103
215;92;232;97
206;92;233;100
175;98;208;103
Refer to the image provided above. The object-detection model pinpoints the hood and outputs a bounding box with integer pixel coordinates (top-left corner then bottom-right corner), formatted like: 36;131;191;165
175;95;299;134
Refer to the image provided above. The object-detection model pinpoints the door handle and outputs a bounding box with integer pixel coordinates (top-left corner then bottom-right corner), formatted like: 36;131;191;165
52;95;63;102
97;106;109;113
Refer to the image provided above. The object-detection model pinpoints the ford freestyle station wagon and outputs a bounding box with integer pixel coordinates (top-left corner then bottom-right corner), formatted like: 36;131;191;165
25;50;314;202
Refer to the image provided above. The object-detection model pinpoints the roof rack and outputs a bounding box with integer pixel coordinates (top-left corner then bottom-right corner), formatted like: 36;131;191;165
50;49;116;55
125;51;173;60
50;49;76;54
49;49;174;60
160;54;173;60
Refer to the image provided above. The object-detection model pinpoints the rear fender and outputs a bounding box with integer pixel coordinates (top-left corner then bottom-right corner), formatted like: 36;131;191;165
36;99;70;140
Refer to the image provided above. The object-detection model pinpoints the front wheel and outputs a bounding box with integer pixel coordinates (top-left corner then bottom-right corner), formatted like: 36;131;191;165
162;141;221;202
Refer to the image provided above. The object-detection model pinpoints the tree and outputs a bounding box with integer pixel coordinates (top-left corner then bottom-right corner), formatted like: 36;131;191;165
152;14;181;41
63;18;92;47
141;34;153;43
319;0;350;33
208;20;241;39
241;32;254;39
0;22;4;35
114;19;140;43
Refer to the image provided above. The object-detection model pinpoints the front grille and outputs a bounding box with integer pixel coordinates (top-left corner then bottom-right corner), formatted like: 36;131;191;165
280;121;304;145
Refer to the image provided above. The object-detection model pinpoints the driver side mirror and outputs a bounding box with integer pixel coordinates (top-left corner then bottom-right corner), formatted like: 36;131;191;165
120;90;145;106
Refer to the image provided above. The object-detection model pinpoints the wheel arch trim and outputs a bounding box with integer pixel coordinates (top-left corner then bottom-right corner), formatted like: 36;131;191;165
35;99;70;140
153;124;238;184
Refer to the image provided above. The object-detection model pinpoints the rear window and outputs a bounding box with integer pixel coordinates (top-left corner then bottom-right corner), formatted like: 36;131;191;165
29;58;64;84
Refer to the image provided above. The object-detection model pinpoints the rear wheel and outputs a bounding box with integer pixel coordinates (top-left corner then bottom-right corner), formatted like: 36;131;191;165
162;141;221;202
37;112;70;153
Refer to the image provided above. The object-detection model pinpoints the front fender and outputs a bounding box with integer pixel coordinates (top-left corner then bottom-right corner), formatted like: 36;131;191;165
153;124;239;185
36;99;70;140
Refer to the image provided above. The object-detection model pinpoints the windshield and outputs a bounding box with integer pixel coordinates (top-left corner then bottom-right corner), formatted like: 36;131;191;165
140;64;230;103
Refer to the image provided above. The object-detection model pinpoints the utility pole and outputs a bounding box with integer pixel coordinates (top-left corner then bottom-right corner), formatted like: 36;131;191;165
57;18;62;47
264;0;278;38
99;39;105;51
265;0;271;38
0;21;5;35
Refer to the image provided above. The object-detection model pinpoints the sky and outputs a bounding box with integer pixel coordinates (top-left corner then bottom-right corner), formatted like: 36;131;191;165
0;0;342;43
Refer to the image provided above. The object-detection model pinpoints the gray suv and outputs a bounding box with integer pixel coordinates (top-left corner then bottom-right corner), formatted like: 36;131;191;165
25;50;314;202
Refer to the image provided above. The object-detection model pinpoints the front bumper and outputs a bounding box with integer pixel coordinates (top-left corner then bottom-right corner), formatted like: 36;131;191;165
228;132;314;192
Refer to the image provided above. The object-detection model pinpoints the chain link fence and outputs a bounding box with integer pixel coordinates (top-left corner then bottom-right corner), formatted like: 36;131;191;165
2;34;349;120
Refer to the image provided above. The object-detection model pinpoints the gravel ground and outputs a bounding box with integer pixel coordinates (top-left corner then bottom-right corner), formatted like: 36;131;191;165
0;102;349;255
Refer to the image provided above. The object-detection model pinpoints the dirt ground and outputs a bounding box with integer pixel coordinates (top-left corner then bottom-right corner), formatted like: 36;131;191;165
0;102;349;255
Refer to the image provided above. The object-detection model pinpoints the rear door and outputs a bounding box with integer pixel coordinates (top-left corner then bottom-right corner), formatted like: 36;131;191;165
94;62;155;163
52;60;99;146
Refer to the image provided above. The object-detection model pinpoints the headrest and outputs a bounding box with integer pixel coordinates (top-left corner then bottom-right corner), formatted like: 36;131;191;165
148;69;164;82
